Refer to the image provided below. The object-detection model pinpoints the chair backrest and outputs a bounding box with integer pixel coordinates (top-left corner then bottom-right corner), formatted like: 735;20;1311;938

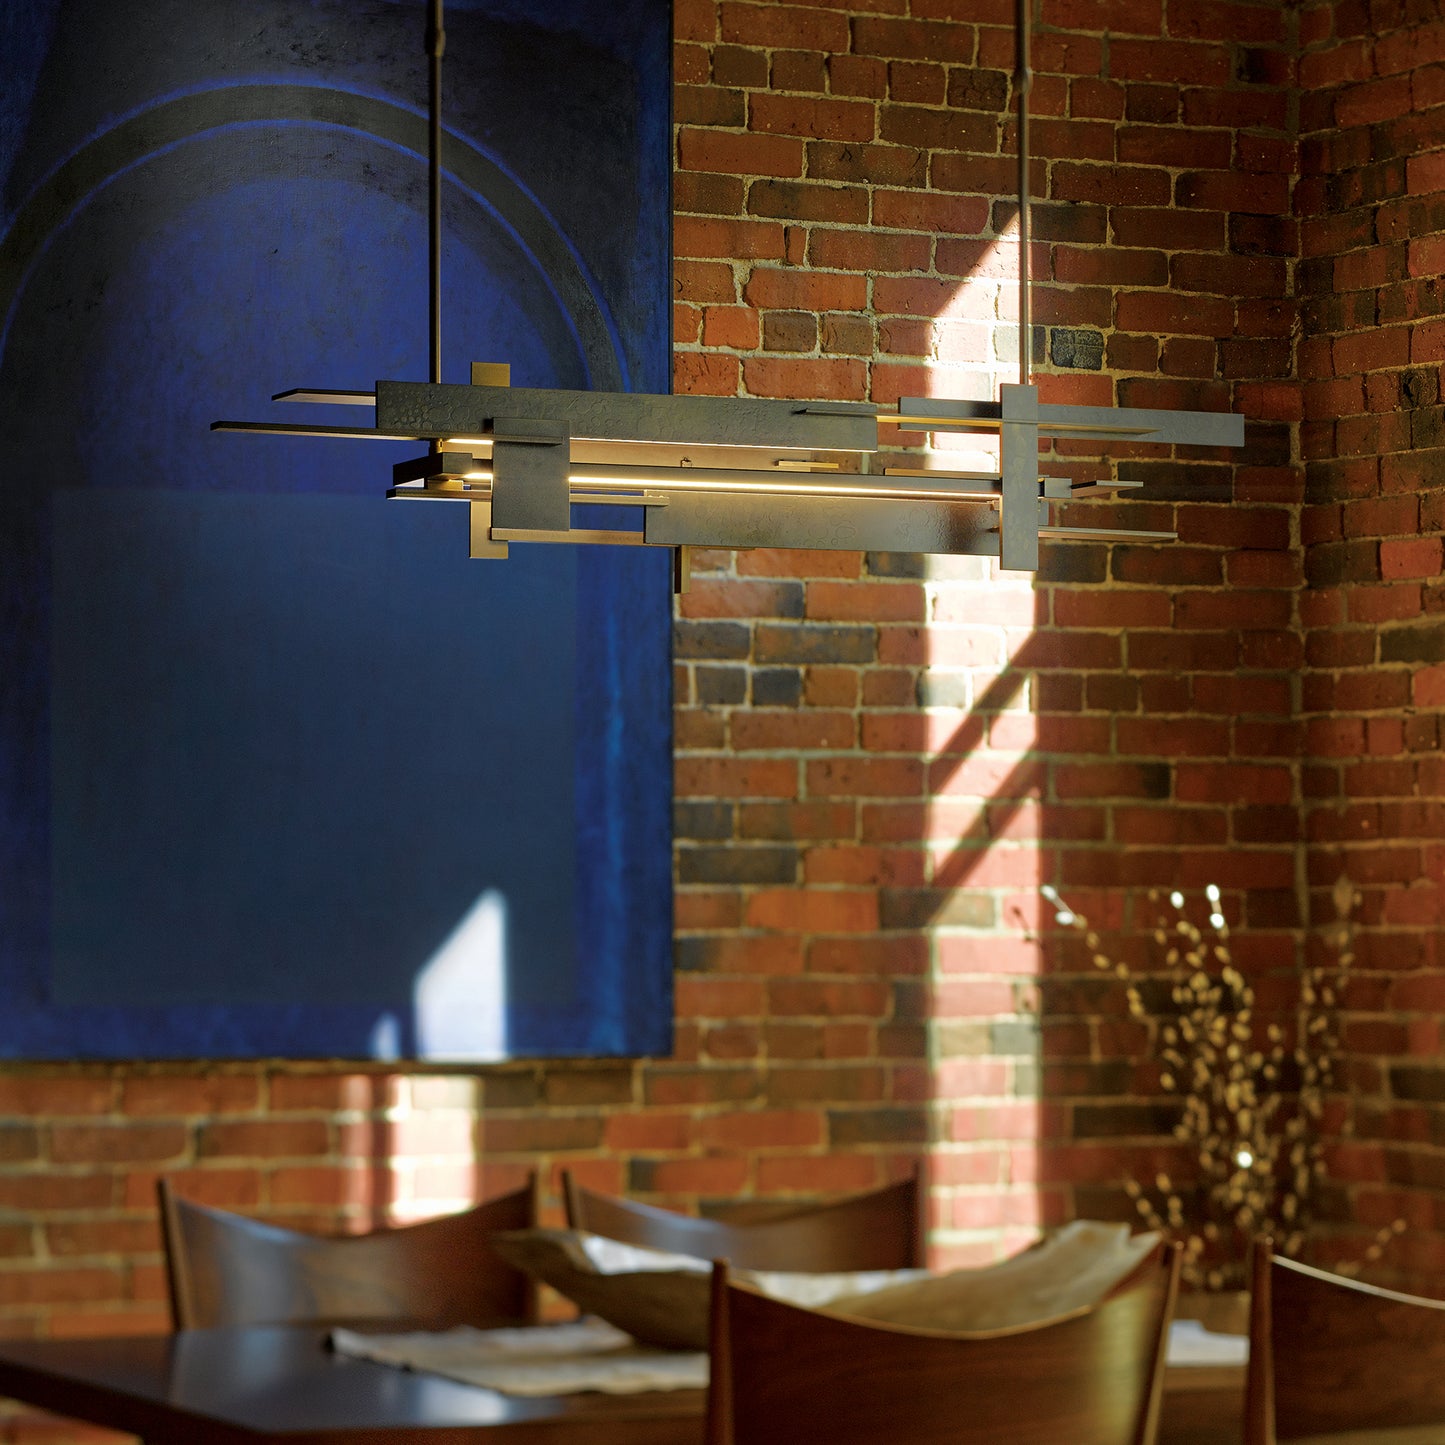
561;1164;926;1272
1245;1237;1445;1444
706;1240;1180;1445
158;1175;540;1330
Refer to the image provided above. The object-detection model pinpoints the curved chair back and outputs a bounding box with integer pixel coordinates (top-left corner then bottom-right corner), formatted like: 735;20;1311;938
1245;1237;1445;1443
158;1175;540;1330
706;1240;1179;1445
562;1165;926;1272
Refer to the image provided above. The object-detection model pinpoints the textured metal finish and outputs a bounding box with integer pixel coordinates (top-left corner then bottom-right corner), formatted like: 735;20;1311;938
999;383;1040;573
491;419;570;532
376;381;879;452
644;492;1001;555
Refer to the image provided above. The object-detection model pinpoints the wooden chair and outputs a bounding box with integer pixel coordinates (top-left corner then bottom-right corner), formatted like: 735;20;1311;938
706;1240;1180;1445
561;1164;927;1272
157;1175;540;1330
1245;1236;1445;1443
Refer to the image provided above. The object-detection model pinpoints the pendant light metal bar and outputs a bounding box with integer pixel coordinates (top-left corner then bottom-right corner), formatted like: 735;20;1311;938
426;0;445;398
213;0;1246;570
273;389;377;405
213;420;423;441
1016;0;1032;389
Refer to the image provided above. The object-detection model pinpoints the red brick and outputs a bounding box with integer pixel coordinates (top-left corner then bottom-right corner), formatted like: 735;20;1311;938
749;94;875;142
678;578;798;618
1175;764;1294;805
1053;163;1172;207
806;581;924;622
1111;207;1226;251
678;129;804;180
197;1120;330;1160
120;1076;262;1117
731;712;855;751
0;1079;118;1116
742;355;867;399
737;549;862;578
719;4;849;51
602;1113;695;1152
770;50;828;95
1173;591;1293;630
1334;325;1412;375
1415;663;1445;708
675;215;785;262
808;228;931;274
1381;537;1444;580
676;758;798;798
675;303;701;345
675;351;741;396
675;259;738;305
828;54;887;98
748;180;867;226
678;934;805;976
1115;290;1236;337
872;191;990;236
50;1124;189;1165
888;59;946;105
1024;31;1106;77
1051;589;1172;629
700;306;760;350
1347;583;1424;623
1039;0;1161;34
743;268;868;312
810;936;929;975
699;1109;824;1149
746;889;880;932
851;16;976;62
802;843;922;886
805;757;924;797
1055;245;1169;288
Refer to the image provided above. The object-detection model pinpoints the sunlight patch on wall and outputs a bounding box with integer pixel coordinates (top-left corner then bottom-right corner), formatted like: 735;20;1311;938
415;889;510;1063
917;235;1044;1266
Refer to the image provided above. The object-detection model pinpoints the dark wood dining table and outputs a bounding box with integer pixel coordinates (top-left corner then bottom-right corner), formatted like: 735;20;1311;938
0;1324;1246;1444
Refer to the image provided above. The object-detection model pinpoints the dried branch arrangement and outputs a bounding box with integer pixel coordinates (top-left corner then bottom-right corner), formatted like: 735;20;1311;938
1042;877;1401;1291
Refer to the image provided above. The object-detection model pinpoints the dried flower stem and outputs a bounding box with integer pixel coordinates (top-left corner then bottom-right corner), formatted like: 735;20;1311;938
1042;877;1401;1291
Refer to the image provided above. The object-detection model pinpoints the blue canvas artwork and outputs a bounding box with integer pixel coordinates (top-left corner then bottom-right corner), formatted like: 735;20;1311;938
0;0;674;1059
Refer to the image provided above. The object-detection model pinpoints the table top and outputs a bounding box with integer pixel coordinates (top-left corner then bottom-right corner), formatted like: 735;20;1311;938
0;1324;1247;1445
0;1327;704;1445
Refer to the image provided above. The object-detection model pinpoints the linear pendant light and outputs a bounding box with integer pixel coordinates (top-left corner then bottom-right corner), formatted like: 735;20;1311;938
213;0;1244;577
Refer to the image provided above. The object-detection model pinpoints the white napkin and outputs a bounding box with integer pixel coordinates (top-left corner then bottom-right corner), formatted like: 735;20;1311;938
1166;1319;1249;1367
330;1319;708;1396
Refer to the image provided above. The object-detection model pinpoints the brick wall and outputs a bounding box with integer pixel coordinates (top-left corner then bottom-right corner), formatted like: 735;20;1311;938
3;0;1445;1438
1297;0;1445;1287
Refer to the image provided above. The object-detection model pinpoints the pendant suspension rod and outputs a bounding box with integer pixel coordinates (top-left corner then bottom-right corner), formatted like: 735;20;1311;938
1016;0;1033;388
426;0;445;397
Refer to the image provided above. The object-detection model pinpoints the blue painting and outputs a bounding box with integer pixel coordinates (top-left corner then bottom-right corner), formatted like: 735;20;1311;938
0;0;674;1059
